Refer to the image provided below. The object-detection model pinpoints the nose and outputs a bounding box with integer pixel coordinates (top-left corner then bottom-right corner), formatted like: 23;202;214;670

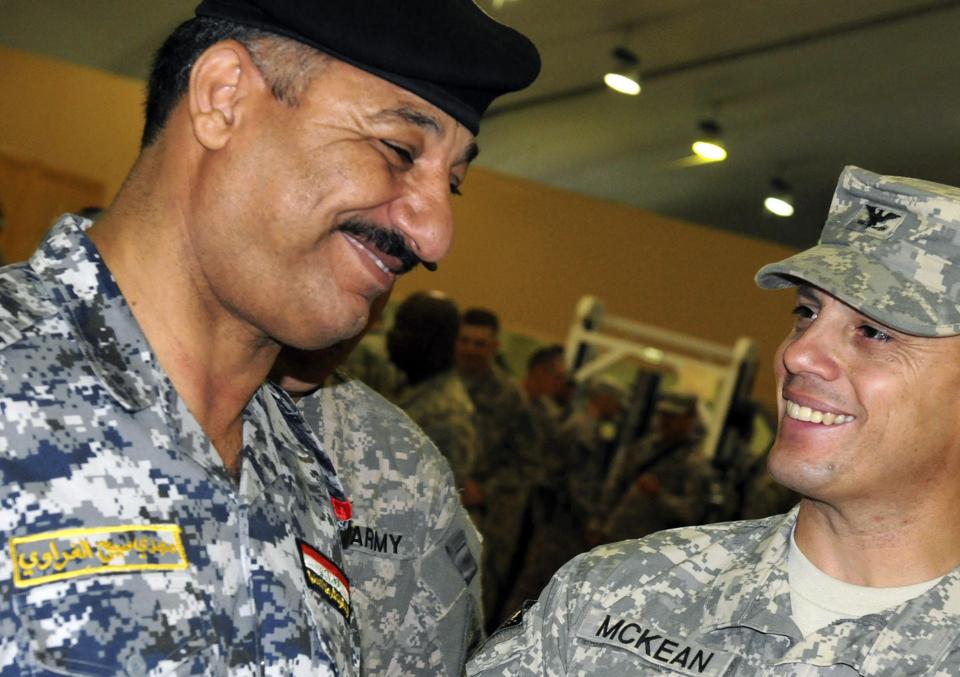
388;169;455;265
779;319;841;382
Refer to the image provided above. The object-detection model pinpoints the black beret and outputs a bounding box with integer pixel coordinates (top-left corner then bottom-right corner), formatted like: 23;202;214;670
194;0;540;135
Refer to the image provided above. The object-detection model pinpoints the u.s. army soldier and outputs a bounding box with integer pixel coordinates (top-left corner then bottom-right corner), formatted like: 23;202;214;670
0;0;537;673
273;328;485;677
468;166;960;675
301;374;484;676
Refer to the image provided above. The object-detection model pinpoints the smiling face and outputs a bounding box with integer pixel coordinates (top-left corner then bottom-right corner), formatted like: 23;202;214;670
188;53;477;350
769;285;960;508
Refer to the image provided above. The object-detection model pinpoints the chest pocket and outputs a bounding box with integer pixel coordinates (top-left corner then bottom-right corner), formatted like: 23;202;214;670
341;521;417;623
13;572;218;676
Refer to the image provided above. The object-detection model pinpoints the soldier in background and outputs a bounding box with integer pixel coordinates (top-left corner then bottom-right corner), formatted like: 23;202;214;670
273;296;483;676
456;307;540;628
388;291;479;490
500;345;585;617
469;166;960;674
596;393;715;543
563;376;627;526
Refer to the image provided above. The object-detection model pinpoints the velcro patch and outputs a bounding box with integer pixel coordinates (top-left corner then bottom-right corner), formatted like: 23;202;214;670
445;528;478;584
345;523;411;559
10;524;188;588
298;539;351;620
849;204;906;239
576;610;733;677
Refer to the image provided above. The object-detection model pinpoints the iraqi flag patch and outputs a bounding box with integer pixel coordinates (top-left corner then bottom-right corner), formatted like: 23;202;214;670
297;539;351;620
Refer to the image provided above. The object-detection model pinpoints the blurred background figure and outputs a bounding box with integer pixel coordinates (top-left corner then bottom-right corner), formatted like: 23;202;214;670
387;291;479;490
500;345;584;618
563;375;627;529
456;307;539;629
595;392;715;543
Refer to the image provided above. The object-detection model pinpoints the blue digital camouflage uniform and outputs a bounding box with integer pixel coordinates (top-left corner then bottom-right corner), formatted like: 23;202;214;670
299;373;483;676
468;507;960;675
0;215;360;675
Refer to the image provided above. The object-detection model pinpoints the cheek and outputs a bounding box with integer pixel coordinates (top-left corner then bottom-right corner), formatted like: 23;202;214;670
773;337;791;378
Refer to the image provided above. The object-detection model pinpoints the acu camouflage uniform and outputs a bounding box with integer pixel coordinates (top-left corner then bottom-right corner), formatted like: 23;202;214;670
468;507;960;676
297;374;484;676
0;216;360;675
390;369;478;490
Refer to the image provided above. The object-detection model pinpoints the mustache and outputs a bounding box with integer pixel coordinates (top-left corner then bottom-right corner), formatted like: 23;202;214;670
338;220;437;273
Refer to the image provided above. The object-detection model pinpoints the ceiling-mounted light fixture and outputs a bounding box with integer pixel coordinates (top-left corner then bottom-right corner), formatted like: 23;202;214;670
764;177;795;217
691;119;727;162
603;47;641;96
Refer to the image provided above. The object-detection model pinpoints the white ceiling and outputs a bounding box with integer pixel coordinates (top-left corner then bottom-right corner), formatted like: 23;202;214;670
3;0;960;248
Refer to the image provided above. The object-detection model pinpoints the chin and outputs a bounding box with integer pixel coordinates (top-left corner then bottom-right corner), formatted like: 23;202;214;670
285;318;367;353
768;451;840;499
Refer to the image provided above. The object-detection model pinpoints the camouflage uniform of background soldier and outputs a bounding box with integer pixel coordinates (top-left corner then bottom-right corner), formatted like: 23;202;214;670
392;370;479;491
456;309;542;628
299;374;483;676
596;394;715;543
500;347;584;619
469;166;960;674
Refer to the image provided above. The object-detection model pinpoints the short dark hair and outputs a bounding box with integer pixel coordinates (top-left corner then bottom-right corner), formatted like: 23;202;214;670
461;308;499;333
527;344;564;372
387;292;460;383
141;17;328;149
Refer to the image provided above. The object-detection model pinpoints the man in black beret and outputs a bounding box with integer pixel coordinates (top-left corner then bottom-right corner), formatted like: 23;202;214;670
0;2;538;675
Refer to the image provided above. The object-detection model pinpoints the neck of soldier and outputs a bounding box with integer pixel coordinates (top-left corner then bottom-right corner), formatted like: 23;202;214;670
87;148;278;479
793;483;960;587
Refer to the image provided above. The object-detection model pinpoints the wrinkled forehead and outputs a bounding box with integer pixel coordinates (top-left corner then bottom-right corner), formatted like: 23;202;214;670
303;59;479;155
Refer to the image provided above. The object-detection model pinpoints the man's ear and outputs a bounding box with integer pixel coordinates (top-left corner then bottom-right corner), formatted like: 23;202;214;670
187;40;267;150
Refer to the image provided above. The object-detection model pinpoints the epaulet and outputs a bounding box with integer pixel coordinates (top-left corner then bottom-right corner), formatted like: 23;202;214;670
0;263;58;350
579;513;791;582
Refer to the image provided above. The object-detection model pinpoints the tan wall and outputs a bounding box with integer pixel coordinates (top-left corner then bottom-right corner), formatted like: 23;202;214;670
395;171;797;408
0;45;798;408
0;47;143;201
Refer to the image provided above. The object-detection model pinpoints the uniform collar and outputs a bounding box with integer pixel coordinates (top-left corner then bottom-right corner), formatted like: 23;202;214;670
30;215;158;412
264;381;351;524
696;507;798;638
33;216;350;520
697;506;960;674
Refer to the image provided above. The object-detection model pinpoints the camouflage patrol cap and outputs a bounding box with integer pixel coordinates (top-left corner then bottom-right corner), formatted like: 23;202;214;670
755;165;960;337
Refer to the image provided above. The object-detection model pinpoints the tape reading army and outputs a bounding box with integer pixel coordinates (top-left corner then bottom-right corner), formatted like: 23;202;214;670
346;524;403;555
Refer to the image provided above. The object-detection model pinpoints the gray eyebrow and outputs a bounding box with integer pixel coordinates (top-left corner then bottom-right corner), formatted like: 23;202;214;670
376;107;443;135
